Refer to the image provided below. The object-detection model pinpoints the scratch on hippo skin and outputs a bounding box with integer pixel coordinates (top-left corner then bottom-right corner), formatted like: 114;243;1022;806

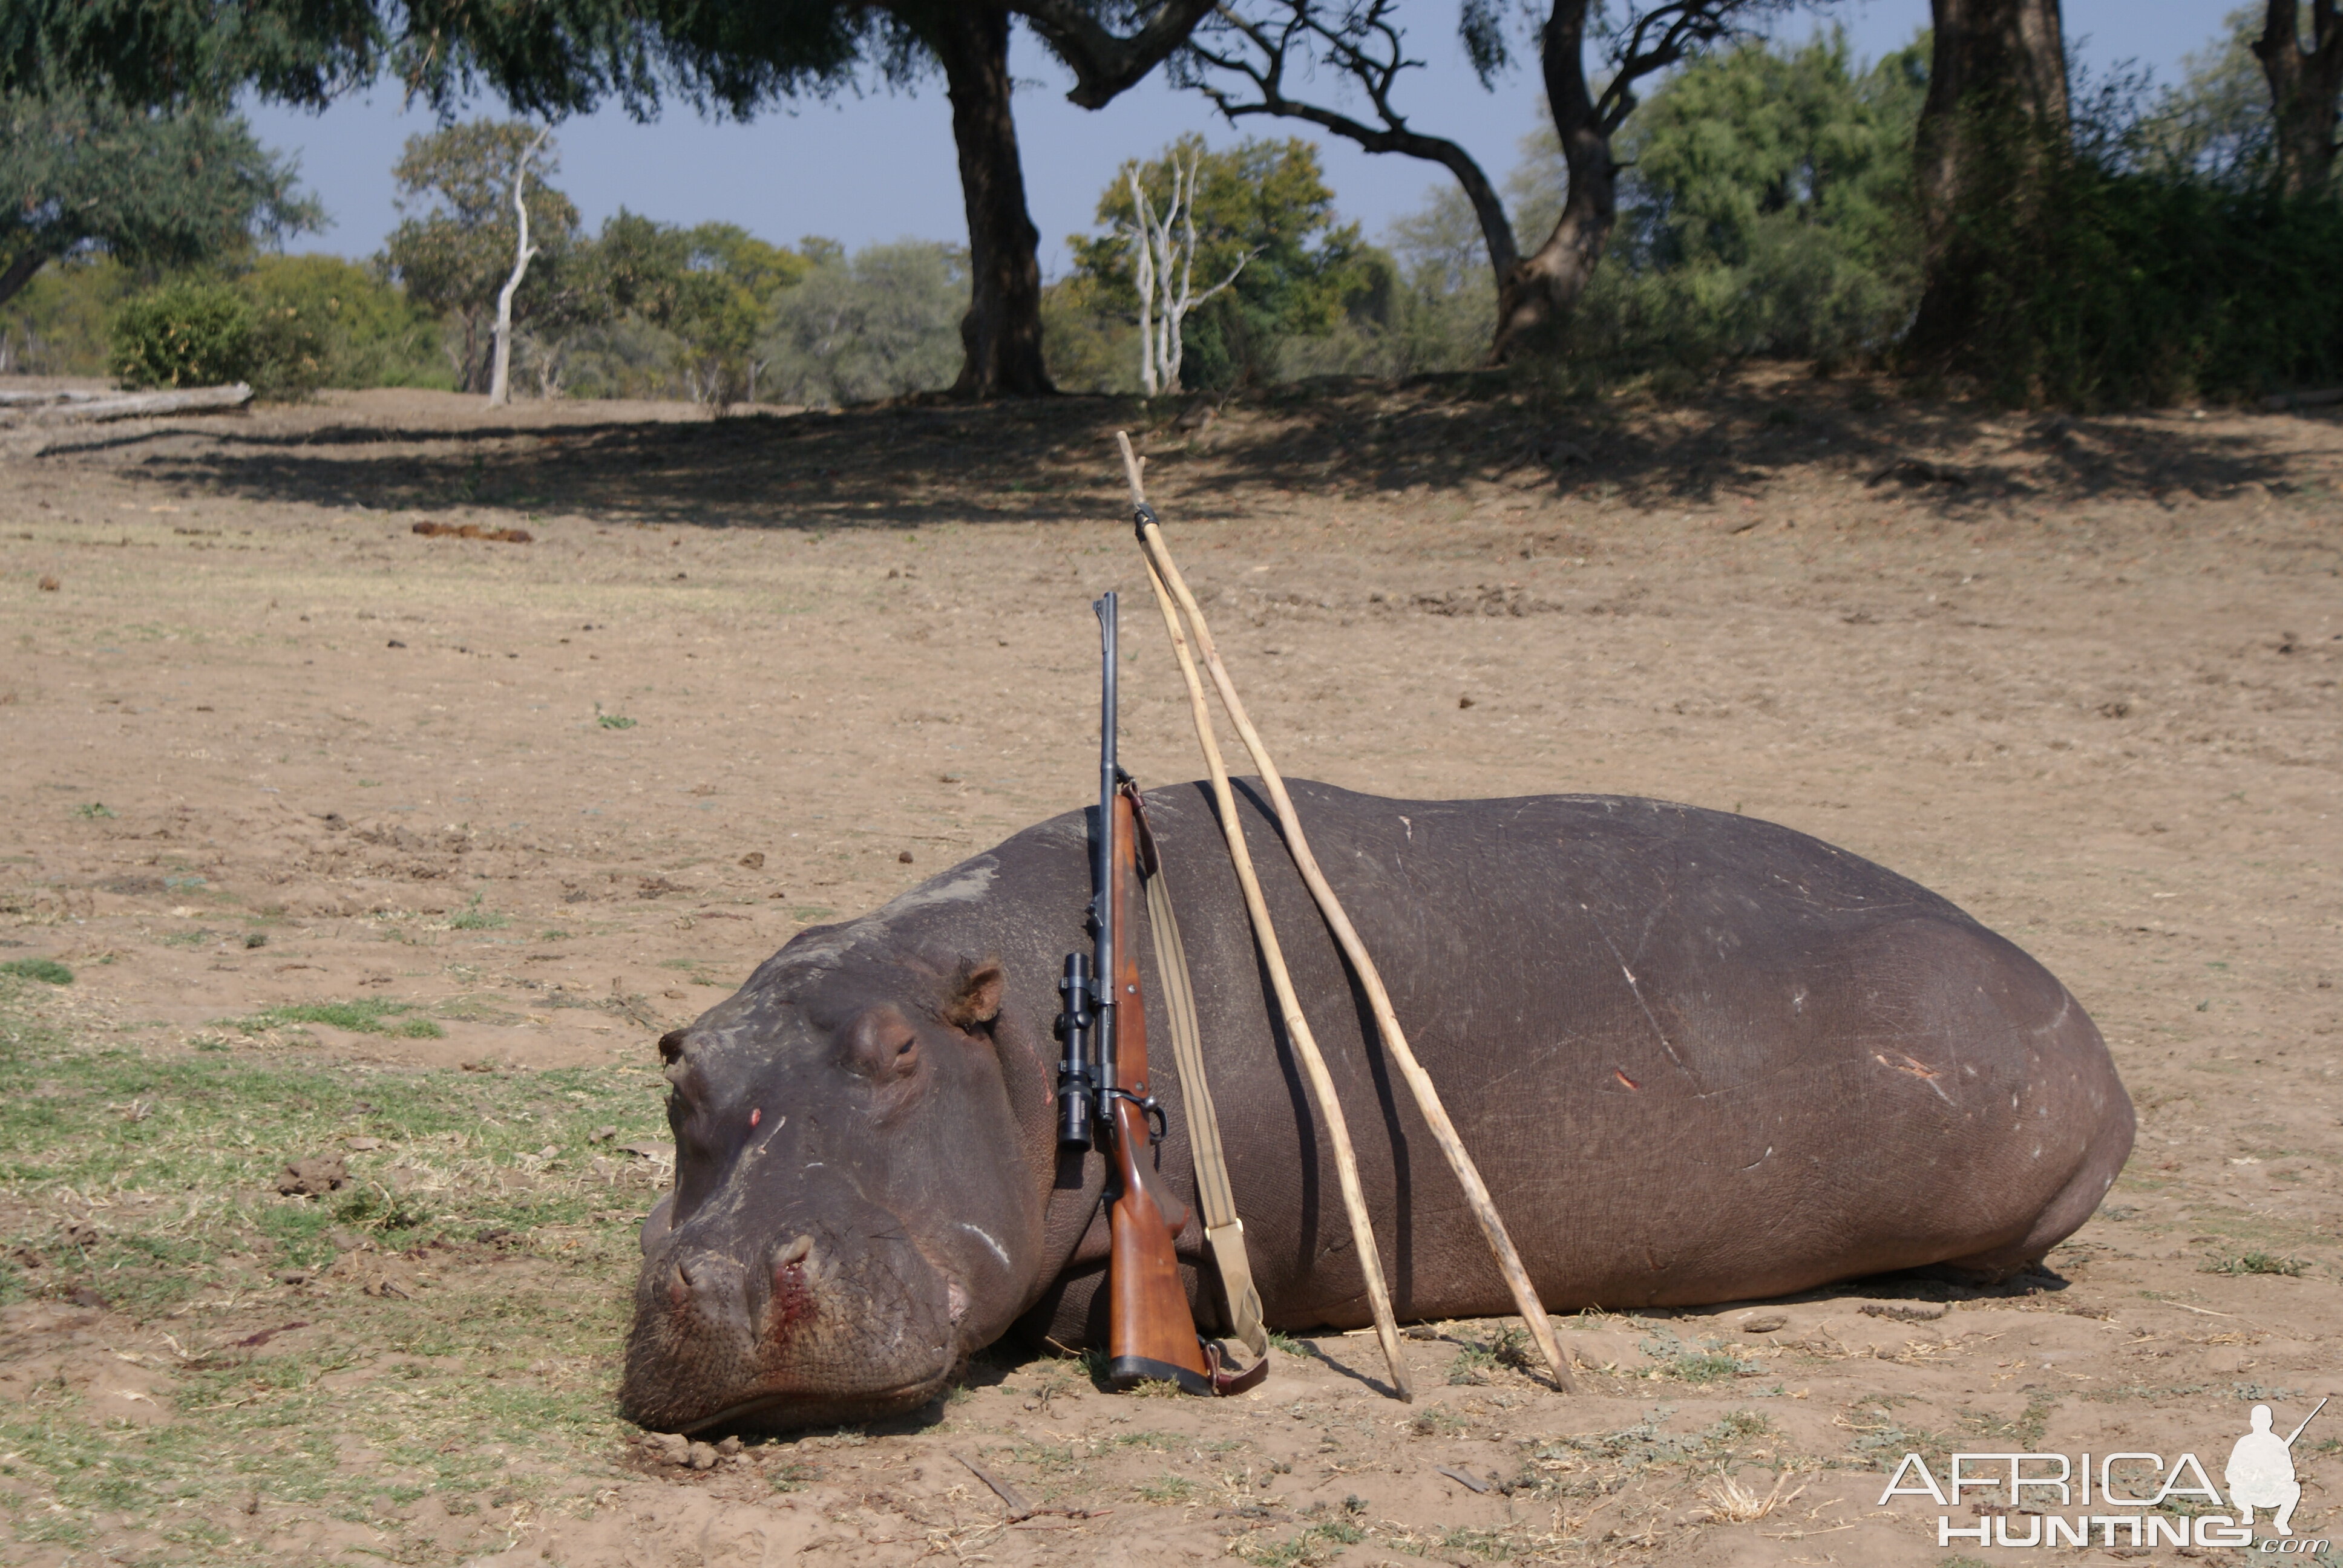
1875;1051;1955;1105
1581;902;1691;1078
1740;1145;1773;1170
957;1222;1010;1269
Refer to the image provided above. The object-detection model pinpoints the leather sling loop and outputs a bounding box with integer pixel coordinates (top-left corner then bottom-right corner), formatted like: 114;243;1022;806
1141;851;1269;1367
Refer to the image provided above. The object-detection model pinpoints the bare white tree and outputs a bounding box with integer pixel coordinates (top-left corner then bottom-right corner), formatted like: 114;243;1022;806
1126;146;1254;396
487;125;552;408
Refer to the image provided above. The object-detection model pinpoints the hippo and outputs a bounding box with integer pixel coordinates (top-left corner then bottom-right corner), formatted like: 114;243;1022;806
621;781;2132;1433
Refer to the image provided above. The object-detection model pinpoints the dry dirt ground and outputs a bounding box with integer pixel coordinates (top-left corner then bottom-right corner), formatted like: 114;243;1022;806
0;371;2338;1568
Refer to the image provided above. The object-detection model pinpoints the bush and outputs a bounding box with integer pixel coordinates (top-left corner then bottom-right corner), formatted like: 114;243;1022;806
1925;151;2343;407
109;280;254;388
762;241;966;407
243;255;451;392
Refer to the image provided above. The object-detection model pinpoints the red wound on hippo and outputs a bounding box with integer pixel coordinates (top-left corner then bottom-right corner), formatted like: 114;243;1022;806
770;1235;817;1344
750;1108;761;1128
1614;1068;1640;1090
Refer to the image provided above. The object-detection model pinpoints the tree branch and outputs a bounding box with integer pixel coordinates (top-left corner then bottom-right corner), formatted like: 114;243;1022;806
1187;0;1520;283
1013;0;1220;107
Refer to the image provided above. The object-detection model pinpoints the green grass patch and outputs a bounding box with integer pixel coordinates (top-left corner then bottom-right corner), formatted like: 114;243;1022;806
1236;1518;1365;1567
0;976;675;1560
72;802;115;819
1637;1329;1760;1383
446;895;508;931
2206;1250;2309;1277
1;958;73;984
595;714;637;731
1447;1322;1535;1385
224;999;446;1039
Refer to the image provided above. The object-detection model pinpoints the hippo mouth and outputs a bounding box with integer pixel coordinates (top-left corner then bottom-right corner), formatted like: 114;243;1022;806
673;1363;960;1436
620;1214;971;1435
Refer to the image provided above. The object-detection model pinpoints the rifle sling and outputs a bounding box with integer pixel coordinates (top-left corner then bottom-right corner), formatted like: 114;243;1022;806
1142;853;1268;1365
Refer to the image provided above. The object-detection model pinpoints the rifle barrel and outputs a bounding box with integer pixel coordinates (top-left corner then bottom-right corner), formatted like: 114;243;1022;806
1093;593;1119;1102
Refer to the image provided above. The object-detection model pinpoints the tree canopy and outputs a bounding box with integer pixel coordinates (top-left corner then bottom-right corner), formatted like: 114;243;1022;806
0;87;317;309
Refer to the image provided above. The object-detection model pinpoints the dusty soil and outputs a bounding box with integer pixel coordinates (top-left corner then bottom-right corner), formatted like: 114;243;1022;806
1;371;2339;1567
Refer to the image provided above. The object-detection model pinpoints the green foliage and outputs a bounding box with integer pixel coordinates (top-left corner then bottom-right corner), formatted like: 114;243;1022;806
1041;272;1139;393
109;279;254;387
591;212;811;405
0;959;73;985
0;88;318;312
0;255;137;373
1919;76;2343;407
1505;27;1931;377
243;253;451;390
1072;135;1374;389
762;240;967;406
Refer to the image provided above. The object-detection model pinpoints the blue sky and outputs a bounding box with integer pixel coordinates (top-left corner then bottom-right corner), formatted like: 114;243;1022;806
245;0;2233;276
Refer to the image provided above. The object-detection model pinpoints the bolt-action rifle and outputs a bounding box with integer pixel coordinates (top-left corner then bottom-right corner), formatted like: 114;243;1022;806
1055;592;1217;1393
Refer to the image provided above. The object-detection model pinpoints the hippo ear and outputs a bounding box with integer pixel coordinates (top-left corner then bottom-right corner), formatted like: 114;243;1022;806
657;1028;689;1063
942;960;1005;1033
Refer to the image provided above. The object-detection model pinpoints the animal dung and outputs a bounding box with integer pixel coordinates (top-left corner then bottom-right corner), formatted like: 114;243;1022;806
411;521;532;544
738;852;765;869
275;1155;349;1197
899;850;915;863
38;575;60;591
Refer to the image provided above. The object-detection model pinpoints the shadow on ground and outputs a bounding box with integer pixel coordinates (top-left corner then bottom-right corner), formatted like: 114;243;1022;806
40;370;2310;531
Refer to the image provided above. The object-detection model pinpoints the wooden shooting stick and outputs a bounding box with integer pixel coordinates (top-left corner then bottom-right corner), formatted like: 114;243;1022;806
1116;431;1575;1394
1121;465;1412;1401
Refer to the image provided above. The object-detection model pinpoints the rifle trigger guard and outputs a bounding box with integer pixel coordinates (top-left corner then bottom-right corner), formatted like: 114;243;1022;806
1104;1088;1167;1145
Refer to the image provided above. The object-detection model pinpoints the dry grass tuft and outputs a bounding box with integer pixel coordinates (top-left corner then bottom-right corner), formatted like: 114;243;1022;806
1696;1470;1806;1523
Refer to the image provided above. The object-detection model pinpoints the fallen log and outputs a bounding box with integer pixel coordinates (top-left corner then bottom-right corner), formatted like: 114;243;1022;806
0;388;108;407
2259;387;2343;412
11;384;253;423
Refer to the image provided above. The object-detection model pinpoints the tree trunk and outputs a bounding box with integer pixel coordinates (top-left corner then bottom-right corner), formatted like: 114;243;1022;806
488;128;548;408
0;249;48;313
928;5;1054;398
1905;0;2070;362
2255;0;2343;198
1490;0;1616;363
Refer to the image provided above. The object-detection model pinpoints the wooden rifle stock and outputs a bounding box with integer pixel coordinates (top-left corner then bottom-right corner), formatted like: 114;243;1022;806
1103;786;1214;1394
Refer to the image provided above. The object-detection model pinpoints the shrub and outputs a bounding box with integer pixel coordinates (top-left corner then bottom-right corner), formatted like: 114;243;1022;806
243;254;452;393
109;279;254;387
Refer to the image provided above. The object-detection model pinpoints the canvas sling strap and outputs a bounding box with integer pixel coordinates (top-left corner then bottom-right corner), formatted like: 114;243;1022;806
1130;791;1269;1385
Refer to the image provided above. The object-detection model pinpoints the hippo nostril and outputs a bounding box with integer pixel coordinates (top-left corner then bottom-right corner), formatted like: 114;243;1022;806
666;1261;690;1310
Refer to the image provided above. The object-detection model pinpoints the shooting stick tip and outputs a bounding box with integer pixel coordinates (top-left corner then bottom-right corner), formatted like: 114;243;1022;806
1113;430;1148;509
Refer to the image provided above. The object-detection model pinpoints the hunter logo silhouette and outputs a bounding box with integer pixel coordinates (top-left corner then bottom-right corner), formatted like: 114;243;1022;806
2227;1397;2326;1535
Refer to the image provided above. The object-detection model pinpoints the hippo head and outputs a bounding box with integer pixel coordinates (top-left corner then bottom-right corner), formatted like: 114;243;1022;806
619;942;1057;1432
